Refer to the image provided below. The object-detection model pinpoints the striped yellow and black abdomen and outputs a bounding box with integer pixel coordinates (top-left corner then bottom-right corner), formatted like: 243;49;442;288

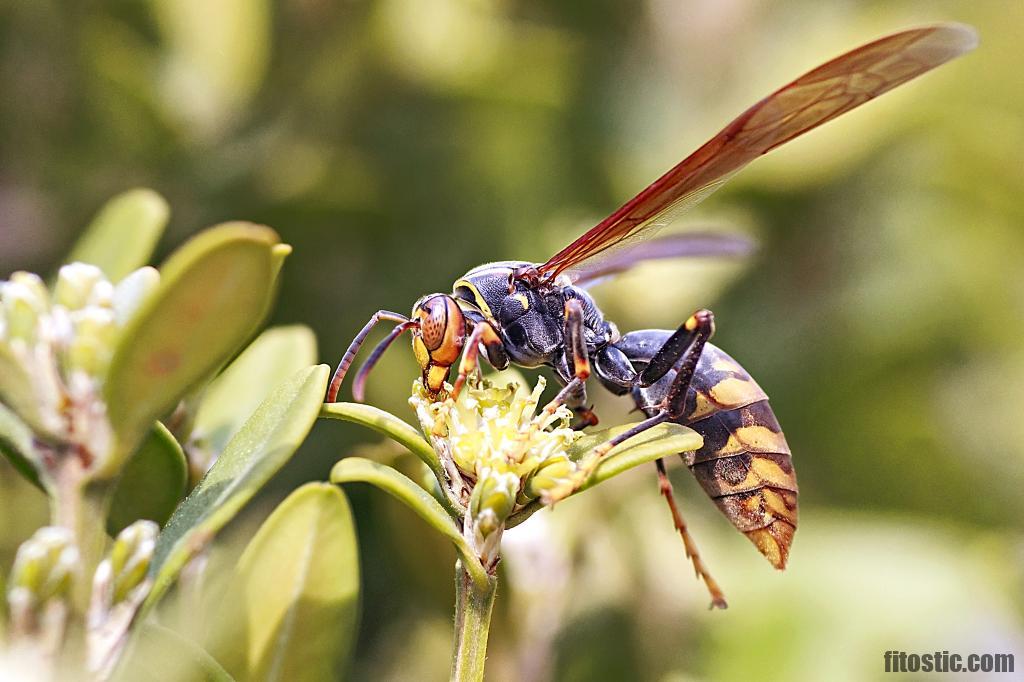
679;344;798;569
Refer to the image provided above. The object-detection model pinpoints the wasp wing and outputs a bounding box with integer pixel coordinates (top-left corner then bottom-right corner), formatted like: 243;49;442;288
536;23;978;280
568;231;755;288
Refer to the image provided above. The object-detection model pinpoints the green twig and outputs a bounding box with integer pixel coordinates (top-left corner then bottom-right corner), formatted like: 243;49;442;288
451;561;497;682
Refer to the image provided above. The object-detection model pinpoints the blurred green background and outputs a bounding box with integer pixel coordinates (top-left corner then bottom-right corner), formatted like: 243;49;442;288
1;0;1021;680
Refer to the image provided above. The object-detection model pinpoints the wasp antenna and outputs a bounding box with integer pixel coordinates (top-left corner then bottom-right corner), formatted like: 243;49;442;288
352;321;419;403
326;310;411;402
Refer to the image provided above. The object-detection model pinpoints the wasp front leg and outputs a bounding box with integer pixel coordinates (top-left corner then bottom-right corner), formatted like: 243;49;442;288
451;321;505;398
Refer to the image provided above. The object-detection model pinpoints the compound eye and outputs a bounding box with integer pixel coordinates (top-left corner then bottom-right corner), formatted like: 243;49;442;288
415;296;450;351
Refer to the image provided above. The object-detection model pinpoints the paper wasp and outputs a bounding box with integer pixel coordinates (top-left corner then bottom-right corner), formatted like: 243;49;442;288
327;24;977;607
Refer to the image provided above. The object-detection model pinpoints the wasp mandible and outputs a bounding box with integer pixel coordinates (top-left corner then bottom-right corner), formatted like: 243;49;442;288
327;24;977;608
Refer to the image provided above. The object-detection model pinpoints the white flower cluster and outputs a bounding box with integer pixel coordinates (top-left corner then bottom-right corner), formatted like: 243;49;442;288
410;376;583;565
4;521;157;675
0;263;158;471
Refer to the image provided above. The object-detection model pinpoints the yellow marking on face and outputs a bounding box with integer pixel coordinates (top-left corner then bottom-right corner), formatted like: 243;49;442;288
749;456;798;490
708;377;765;408
513;293;529;310
453;279;493;318
426;363;449;393
412;336;430;368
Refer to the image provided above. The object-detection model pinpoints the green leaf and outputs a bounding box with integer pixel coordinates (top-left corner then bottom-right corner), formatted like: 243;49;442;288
320;402;443;485
104;223;285;474
144;364;329;612
115;623;235;682
573;422;704;489
330;457;489;588
506;422;703;529
0;401;42;489
216;483;360;682
192;326;317;458
66;188;169;282
107;422;188;535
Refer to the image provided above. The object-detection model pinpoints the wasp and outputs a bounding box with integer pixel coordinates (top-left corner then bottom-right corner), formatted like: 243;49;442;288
327;24;977;607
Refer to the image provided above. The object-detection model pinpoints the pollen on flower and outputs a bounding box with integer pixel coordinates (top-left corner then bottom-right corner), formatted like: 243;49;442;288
409;374;585;565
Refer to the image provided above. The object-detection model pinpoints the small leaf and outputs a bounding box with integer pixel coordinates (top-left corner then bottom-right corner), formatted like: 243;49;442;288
144;365;329;612
104;223;285;473
0;401;42;489
320;402;442;481
66;189;169;282
330;457;489;588
217;483;360;681
107;422;188;535
192;326;317;458
115;623;234;682
572;422;704;489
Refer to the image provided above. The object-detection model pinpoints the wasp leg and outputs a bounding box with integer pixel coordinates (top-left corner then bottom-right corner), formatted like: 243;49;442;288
655;458;728;609
352;320;420;402
451;322;505;398
661;310;715;418
638;309;715;388
561;297;601;428
327;310;411;402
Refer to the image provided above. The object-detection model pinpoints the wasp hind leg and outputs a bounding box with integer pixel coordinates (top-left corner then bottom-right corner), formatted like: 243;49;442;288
571;309;727;608
656;458;728;609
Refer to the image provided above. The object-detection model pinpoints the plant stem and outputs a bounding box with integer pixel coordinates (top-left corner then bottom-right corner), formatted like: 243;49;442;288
451;560;497;682
50;457;110;613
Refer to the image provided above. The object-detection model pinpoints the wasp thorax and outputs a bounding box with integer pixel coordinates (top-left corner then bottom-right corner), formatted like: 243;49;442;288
411;294;466;393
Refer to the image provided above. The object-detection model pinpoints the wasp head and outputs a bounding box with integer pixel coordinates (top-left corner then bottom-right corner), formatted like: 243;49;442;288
411;293;466;394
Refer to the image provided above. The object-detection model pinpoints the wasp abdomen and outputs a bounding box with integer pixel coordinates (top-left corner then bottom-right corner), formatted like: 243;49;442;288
681;345;798;570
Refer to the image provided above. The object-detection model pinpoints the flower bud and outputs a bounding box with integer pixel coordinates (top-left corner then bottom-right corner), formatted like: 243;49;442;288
103;520;157;606
469;469;518;538
53;262;106;311
65;308;118;378
7;527;79;636
87;521;158;674
112;266;159;325
2;273;49;342
521;455;577;502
